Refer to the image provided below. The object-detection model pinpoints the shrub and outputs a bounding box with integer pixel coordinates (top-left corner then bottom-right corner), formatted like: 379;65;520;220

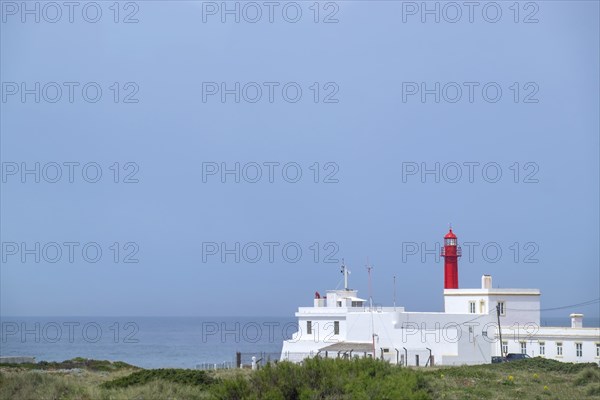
497;357;598;374
0;358;137;372
211;357;431;400
102;369;215;389
574;368;600;386
587;384;600;396
210;375;250;400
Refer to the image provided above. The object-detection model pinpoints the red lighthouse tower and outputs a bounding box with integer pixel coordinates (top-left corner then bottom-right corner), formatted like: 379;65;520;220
441;228;462;289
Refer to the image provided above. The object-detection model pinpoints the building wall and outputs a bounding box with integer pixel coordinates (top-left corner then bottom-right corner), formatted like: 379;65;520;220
282;284;599;366
498;327;600;363
444;290;541;327
282;309;496;365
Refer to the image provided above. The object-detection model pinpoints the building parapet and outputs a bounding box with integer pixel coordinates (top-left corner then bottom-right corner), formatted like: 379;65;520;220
296;306;405;315
444;288;540;296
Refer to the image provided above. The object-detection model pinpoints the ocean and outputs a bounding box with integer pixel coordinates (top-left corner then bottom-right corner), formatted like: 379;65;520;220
1;316;598;369
0;317;295;369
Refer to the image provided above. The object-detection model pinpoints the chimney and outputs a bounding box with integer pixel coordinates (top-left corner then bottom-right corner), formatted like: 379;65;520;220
570;313;583;328
482;275;492;289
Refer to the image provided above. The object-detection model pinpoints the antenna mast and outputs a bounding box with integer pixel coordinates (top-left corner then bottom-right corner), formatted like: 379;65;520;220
341;259;350;290
393;275;397;311
366;258;374;309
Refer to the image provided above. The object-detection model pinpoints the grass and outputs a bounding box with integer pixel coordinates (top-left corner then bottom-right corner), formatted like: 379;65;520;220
0;357;598;400
423;358;600;400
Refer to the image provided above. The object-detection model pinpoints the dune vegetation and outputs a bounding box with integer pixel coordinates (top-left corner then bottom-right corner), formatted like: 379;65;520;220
0;357;598;400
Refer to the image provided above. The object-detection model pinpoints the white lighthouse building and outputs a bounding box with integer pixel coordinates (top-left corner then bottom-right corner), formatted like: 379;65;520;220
280;229;600;366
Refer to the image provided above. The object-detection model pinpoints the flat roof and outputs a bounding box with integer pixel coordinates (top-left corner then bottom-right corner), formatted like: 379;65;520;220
319;342;374;353
343;296;366;302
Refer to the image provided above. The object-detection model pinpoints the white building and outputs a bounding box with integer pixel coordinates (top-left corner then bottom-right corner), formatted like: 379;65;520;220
281;231;600;366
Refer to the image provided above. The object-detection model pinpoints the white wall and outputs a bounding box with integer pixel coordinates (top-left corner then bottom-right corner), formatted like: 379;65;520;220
497;327;600;363
282;309;496;365
444;290;541;327
283;286;598;366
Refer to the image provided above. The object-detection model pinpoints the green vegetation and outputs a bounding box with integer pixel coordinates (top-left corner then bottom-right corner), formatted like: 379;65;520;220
211;357;429;400
423;358;600;400
0;357;598;400
0;357;136;372
102;368;215;389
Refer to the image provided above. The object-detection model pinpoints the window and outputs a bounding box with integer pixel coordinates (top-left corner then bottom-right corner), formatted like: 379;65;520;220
576;343;582;357
539;342;545;356
497;301;506;316
520;342;527;354
596;343;600;357
479;300;485;314
502;341;508;355
334;321;339;335
306;321;312;335
556;342;563;356
336;301;342;307
469;301;476;314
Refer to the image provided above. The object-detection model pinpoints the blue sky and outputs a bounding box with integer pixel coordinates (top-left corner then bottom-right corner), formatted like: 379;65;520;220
1;1;598;318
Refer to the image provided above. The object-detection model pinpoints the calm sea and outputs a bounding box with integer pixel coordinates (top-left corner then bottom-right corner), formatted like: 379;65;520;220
1;316;598;369
0;317;295;369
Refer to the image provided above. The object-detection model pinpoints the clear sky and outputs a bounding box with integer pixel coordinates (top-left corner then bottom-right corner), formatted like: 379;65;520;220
1;1;598;318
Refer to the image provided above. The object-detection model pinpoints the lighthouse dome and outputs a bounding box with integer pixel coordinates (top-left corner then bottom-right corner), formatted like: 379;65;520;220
444;229;457;239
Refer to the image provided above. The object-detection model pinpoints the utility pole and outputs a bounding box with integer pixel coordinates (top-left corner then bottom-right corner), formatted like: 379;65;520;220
367;259;375;357
366;259;374;310
496;304;504;358
393;275;397;311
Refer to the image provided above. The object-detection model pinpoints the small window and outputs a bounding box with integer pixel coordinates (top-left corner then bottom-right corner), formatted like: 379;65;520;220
334;321;339;335
556;342;563;356
307;321;312;335
596;343;600;357
502;341;508;355
576;343;582;357
383;348;390;353
497;301;506;316
539;341;545;356
520;342;527;354
469;301;476;314
337;301;342;307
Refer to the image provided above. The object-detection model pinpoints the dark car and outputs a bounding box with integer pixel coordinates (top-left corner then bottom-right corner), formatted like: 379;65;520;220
491;353;531;363
505;353;531;361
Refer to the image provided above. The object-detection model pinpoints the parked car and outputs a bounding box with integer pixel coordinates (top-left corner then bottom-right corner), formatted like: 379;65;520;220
492;353;532;363
505;353;531;361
